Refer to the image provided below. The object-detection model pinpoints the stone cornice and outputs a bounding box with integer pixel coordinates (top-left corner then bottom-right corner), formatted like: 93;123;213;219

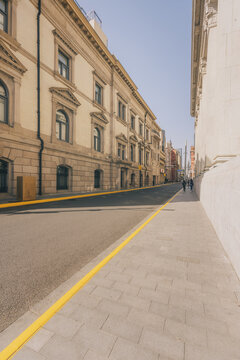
191;0;218;117
59;0;157;121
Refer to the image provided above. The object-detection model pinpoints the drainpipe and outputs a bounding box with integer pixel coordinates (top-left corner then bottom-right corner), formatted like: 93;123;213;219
37;0;44;195
144;111;147;184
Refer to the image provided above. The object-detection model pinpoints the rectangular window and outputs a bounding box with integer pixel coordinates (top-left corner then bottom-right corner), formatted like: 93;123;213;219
95;82;103;105
139;122;143;136
0;0;8;32
58;50;69;80
131;115;135;130
118;144;121;158
146;129;149;141
118;101;126;121
139;148;142;165
122;146;125;160
146;152;149;165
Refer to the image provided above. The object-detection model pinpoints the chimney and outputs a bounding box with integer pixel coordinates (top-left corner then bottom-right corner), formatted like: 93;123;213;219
88;10;108;47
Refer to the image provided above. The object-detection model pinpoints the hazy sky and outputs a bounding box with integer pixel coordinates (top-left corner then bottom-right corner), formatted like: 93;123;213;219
79;0;194;154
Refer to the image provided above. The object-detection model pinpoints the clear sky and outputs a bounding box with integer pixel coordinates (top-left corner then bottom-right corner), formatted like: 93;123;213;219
80;0;194;155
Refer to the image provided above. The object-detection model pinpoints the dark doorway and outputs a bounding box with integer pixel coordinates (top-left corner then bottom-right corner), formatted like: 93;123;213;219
57;166;69;190
153;175;156;186
130;173;135;187
121;168;124;188
94;169;101;188
139;171;143;187
145;175;149;186
0;160;8;192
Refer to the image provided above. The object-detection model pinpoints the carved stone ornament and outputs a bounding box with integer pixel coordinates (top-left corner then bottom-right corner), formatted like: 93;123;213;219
129;135;138;143
204;0;218;30
0;39;27;74
116;133;128;143
49;87;80;107
90;112;109;124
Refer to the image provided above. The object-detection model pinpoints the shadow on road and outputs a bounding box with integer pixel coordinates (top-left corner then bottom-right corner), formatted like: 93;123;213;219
0;184;182;215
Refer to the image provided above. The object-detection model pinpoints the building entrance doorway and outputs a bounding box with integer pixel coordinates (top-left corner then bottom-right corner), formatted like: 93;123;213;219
120;168;128;189
153;175;156;186
0;160;8;193
94;169;101;188
139;171;143;187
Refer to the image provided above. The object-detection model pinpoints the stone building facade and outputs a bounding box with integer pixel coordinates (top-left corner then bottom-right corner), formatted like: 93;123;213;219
191;0;240;276
0;0;165;197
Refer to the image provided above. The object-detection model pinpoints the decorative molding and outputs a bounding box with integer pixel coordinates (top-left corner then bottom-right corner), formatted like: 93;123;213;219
204;0;218;30
50;87;80;107
90;111;109;125
0;40;27;74
129;135;138;143
116;133;128;143
53;29;78;55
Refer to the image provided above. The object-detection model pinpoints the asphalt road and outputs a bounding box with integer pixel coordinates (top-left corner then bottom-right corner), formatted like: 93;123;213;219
0;183;180;332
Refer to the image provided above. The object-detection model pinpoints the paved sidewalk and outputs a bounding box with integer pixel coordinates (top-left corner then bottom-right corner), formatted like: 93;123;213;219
1;189;240;360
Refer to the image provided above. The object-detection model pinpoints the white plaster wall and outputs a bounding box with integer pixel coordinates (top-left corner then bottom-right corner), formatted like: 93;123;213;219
195;0;240;172
194;156;240;278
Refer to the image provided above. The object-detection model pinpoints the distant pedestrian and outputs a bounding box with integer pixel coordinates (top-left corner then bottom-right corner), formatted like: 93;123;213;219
190;178;194;191
182;179;186;192
187;179;190;188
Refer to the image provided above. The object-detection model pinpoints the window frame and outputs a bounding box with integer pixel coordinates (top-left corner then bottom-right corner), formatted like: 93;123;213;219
95;82;103;106
56;109;69;142
94;126;101;152
0;0;8;33
117;143;126;160
58;49;70;81
130;143;135;162
130;115;135;130
139;121;143;136
0;80;8;125
118;100;126;121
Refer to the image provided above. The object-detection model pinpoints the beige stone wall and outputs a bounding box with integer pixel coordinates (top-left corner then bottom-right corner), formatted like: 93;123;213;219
0;0;164;196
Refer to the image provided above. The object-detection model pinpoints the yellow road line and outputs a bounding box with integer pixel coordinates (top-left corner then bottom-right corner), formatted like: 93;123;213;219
0;184;172;209
0;189;180;360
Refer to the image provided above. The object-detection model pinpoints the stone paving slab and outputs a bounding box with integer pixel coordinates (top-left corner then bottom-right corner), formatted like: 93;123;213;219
1;189;240;359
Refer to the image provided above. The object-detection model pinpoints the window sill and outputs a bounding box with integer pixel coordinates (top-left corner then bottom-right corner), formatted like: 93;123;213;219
93;101;106;112
54;72;76;91
0;30;20;51
116;117;127;126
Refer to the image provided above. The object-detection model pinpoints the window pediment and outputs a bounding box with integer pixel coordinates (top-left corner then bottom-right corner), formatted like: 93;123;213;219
50;87;80;107
116;133;128;143
90;112;108;124
129;135;138;143
0;40;27;74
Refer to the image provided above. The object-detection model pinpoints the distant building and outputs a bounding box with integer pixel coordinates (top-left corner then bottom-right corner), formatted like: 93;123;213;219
165;142;180;182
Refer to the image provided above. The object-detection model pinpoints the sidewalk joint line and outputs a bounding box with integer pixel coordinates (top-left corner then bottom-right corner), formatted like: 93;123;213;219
0;189;181;360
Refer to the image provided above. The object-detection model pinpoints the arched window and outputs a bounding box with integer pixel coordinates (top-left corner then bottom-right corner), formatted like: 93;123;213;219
0;80;8;124
94;127;101;152
56;110;69;142
0;159;8;192
0;0;8;33
57;165;69;190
